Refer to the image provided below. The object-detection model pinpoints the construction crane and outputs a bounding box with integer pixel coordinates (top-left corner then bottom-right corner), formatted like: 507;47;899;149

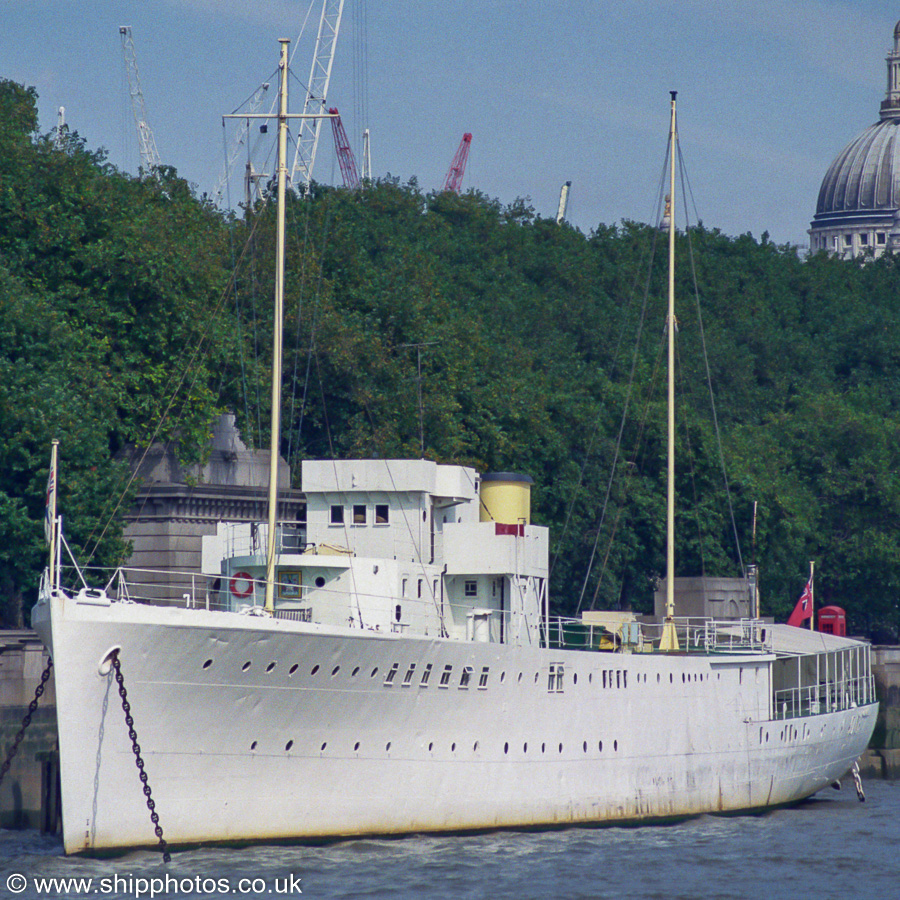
118;25;161;174
443;133;472;193
291;0;346;190
212;81;271;206
328;108;360;189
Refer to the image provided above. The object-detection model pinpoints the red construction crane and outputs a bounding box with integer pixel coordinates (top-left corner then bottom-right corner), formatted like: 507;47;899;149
442;133;472;193
328;107;360;189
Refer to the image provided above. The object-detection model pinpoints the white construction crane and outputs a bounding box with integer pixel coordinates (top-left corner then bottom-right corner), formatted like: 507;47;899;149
290;0;345;190
212;81;271;206
118;25;161;173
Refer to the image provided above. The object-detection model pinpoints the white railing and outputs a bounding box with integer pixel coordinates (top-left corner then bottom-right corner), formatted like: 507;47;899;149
773;674;876;719
222;522;307;558
544;616;772;655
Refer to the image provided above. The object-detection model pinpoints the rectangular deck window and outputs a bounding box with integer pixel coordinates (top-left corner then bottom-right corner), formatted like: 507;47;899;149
402;663;416;686
464;580;477;597
459;666;473;689
330;505;344;525
548;664;564;693
375;504;389;524
478;666;490;689
439;664;453;688
420;663;433;687
384;662;399;685
353;504;367;524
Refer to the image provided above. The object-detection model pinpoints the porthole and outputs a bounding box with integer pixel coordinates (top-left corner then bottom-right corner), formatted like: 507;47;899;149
311;665;319;675
517;672;523;683
573;673;578;685
288;663;299;676
614;740;618;751
473;741;479;751
314;576;326;588
320;742;327;751
599;741;603;751
558;743;563;753
285;740;294;751
541;743;546;753
370;667;379;678
534;672;539;683
451;742;456;752
266;662;276;673
428;742;434;751
331;666;340;677
250;740;258;751
500;672;506;683
354;742;360;751
589;673;592;684
351;666;360;677
669;674;673;683
583;741;587;753
386;741;392;752
523;742;528;753
242;661;252;672
504;742;509;754
657;673;660;683
202;659;213;670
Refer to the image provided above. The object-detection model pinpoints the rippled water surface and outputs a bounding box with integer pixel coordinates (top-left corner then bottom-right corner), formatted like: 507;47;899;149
2;780;898;899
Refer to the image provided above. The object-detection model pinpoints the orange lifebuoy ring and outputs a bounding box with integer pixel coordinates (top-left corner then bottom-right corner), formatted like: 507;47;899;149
230;571;254;598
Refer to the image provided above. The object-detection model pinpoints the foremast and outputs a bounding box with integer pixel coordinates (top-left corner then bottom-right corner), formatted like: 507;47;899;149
264;39;290;614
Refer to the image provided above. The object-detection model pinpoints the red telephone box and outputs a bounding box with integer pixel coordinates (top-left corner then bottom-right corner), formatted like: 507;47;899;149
817;605;846;636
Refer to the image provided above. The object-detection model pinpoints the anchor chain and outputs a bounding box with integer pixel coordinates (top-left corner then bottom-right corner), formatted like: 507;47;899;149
0;657;53;789
111;651;171;863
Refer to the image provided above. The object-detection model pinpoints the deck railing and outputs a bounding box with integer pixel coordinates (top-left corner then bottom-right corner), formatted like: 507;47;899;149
543;616;772;655
773;675;876;719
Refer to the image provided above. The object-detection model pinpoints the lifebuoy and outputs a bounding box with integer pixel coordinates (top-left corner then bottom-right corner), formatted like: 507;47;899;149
230;571;254;598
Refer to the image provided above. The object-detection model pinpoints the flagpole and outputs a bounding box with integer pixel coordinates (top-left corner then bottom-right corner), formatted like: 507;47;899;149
48;440;59;591
809;560;815;631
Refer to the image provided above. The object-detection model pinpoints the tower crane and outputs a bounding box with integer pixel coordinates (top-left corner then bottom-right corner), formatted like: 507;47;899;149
328;108;360;189
118;25;161;174
443;133;472;193
291;0;346;190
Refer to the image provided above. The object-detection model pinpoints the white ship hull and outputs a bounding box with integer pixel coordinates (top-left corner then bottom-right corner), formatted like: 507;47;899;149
33;591;877;854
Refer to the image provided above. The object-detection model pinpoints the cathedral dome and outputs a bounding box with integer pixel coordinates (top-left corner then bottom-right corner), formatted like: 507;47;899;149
809;20;900;256
814;120;900;217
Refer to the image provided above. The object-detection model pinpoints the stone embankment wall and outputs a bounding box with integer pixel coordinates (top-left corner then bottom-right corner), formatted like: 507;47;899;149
859;645;900;779
0;632;56;829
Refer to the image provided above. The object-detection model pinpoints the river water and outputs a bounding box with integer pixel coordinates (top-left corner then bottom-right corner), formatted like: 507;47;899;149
2;780;898;900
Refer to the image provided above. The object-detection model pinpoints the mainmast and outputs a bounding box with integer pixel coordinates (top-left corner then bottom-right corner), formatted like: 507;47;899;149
660;92;680;652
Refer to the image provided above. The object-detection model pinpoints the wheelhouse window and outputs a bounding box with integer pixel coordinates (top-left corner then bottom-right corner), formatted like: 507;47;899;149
353;504;367;525
375;504;389;524
330;505;344;525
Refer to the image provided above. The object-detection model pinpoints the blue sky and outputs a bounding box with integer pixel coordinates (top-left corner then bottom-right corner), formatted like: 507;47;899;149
2;1;895;246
